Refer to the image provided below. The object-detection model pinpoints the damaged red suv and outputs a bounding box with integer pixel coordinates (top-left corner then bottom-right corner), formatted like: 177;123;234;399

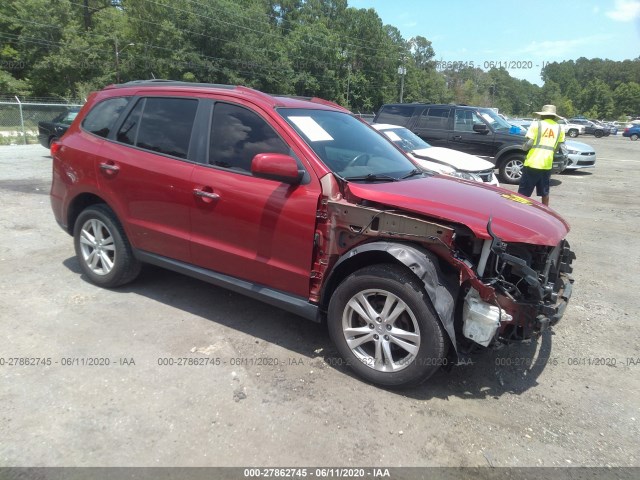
50;80;575;387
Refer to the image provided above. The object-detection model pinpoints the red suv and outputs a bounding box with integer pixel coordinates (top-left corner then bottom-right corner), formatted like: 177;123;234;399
50;80;575;387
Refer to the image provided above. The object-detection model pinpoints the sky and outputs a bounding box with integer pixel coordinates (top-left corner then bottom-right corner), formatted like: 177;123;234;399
351;0;640;85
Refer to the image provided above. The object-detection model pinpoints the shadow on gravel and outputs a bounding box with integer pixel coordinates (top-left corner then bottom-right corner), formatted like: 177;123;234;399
0;179;51;195
63;257;555;399
560;170;594;177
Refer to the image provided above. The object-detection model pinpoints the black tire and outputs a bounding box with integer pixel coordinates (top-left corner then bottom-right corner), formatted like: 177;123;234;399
327;264;447;388
73;204;141;288
48;136;58;148
498;154;524;184
594;130;603;138
568;129;578;138
630;134;639;141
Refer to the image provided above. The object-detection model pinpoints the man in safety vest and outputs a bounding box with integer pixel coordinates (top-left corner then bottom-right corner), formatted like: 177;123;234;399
518;104;565;206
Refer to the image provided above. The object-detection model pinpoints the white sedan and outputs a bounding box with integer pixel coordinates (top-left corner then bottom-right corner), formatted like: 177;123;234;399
372;123;499;186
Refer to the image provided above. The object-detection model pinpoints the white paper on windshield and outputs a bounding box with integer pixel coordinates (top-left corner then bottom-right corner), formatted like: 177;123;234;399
480;113;494;124
289;116;334;141
384;130;402;142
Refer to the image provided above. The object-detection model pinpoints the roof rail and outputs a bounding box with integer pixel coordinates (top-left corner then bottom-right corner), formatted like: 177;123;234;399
111;80;237;90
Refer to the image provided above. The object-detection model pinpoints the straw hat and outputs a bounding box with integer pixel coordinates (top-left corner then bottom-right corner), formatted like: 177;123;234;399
534;104;560;118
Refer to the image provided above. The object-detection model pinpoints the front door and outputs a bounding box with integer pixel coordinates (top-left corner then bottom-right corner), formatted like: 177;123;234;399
449;108;496;157
190;101;321;298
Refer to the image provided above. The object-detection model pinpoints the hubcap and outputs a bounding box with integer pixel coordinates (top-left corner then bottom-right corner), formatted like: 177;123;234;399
505;159;523;181
79;219;116;275
342;289;420;372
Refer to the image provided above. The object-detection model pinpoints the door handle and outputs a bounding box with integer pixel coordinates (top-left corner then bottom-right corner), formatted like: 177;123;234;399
451;135;462;140
193;189;220;200
99;162;119;174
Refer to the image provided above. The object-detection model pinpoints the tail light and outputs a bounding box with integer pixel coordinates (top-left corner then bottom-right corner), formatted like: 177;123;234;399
50;141;61;157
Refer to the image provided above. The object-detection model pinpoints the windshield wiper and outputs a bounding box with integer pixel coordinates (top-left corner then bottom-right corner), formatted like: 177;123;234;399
344;173;399;182
401;168;424;179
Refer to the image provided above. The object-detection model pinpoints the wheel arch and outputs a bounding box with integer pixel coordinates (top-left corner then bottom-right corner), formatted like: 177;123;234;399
495;146;526;167
66;193;111;236
320;241;460;354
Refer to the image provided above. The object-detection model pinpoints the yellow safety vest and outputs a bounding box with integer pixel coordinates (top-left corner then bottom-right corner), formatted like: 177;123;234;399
524;119;564;170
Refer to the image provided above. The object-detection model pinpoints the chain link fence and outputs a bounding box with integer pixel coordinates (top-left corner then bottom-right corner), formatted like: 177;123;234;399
0;97;84;146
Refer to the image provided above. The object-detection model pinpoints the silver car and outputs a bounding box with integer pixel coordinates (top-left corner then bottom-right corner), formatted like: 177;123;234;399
564;140;596;170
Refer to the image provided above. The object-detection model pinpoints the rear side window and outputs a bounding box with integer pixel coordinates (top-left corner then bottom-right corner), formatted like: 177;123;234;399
209;102;289;173
82;97;130;138
417;107;450;129
116;97;198;159
375;105;415;126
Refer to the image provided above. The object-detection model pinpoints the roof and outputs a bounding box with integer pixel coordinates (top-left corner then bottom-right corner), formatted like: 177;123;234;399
105;80;348;112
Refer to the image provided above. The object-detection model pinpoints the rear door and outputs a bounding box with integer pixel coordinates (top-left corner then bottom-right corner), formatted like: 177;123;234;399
412;106;451;147
189;100;321;297
96;96;199;263
448;108;496;156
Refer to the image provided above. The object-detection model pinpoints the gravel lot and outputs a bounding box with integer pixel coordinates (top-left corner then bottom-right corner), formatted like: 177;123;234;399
1;136;638;469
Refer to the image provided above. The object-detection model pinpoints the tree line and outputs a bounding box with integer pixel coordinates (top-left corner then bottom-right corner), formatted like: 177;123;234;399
1;0;639;119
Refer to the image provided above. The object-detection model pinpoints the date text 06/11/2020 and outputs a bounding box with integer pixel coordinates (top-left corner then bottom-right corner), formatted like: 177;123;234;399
433;60;552;70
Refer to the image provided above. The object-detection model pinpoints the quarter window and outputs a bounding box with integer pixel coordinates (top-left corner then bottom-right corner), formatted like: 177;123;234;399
375;105;415;126
209;102;289;173
82;97;130;138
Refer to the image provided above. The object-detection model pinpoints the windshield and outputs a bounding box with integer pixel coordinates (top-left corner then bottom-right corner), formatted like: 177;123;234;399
478;108;513;131
279;109;418;181
379;126;431;153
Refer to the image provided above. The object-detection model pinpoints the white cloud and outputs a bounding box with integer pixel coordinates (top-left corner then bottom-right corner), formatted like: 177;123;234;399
606;0;640;21
515;34;615;60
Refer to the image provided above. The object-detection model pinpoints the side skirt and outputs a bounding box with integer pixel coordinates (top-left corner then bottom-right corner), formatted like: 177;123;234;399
134;250;320;322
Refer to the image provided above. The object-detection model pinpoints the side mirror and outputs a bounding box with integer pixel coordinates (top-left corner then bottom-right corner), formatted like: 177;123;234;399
251;153;304;185
473;123;489;134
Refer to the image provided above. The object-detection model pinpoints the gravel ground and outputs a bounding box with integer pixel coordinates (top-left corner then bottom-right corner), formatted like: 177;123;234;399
0;136;638;469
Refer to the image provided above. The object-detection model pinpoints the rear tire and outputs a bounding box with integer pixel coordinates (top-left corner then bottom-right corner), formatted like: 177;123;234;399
73;204;141;288
568;129;578;138
327;264;447;388
594;130;603;138
498;154;524;184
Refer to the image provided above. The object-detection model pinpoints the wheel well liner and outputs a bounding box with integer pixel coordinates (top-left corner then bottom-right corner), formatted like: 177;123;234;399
321;241;459;353
66;193;107;235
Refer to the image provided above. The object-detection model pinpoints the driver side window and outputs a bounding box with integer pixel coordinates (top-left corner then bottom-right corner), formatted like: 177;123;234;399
454;109;484;132
209;103;289;173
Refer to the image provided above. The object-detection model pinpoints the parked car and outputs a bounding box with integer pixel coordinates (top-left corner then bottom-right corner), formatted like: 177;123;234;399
373;103;567;184
50;80;575;388
622;124;640;140
556;117;584;138
38;107;81;148
563;140;596;170
568;118;610;137
372;123;499;186
511;117;583;138
600;121;618;135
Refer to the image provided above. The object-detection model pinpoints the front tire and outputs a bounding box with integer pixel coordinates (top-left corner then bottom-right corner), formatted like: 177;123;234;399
73;204;141;288
568;129;578;138
498;154;524;184
630;134;639;141
327;264;447;387
594;130;603;138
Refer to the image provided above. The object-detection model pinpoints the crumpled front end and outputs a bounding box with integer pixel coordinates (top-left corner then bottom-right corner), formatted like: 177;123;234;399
459;220;575;347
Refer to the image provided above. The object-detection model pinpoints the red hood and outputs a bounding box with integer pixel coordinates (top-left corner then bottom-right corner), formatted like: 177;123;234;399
347;176;570;246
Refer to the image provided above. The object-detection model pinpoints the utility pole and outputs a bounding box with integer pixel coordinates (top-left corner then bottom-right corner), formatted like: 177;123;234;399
115;39;135;84
398;64;406;103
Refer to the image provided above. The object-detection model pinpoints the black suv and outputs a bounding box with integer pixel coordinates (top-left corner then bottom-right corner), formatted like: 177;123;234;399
374;103;567;184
